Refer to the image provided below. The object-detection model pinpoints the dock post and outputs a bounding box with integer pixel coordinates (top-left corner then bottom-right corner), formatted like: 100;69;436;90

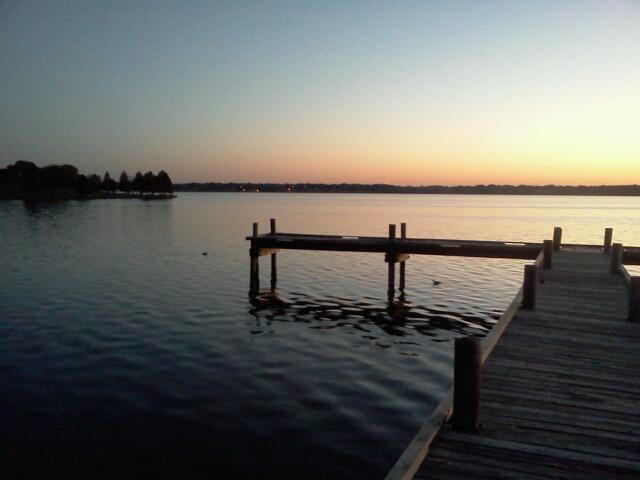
523;264;537;309
249;222;259;296
629;277;640;322
543;240;553;269
451;337;482;432
388;224;396;302
553;227;562;251
610;243;623;274
270;218;277;290
399;223;407;291
604;228;613;253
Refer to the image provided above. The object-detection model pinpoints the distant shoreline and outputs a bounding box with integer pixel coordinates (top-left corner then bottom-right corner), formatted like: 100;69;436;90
174;183;640;196
0;192;176;201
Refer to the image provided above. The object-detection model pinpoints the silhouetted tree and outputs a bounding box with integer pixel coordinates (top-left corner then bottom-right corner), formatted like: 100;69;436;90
118;171;131;193
156;170;173;194
40;164;78;191
143;171;156;194
74;174;89;194
102;171;117;192
59;164;79;187
87;174;102;193
132;171;144;194
41;165;61;192
11;160;40;191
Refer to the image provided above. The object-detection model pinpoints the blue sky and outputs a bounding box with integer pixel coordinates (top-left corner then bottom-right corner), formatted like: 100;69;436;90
1;1;639;184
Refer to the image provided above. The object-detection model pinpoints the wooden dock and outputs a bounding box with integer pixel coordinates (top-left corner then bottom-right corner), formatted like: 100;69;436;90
246;221;640;299
247;222;640;479
387;243;640;479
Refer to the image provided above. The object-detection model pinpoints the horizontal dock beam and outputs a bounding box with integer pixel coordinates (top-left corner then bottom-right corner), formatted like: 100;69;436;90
248;233;542;260
248;232;640;263
247;223;640;304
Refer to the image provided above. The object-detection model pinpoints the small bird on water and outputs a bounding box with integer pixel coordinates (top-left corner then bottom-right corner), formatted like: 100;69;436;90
432;280;441;286
202;251;208;256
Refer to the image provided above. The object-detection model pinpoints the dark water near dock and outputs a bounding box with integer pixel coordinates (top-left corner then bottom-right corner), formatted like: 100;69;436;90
2;194;639;478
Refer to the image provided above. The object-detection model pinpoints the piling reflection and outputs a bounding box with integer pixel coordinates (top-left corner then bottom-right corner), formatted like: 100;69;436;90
248;291;499;343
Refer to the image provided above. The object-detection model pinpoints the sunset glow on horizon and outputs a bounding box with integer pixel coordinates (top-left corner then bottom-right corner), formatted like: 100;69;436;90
1;1;639;185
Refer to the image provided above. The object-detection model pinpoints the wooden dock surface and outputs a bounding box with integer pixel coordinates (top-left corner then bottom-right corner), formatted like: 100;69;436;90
413;248;640;479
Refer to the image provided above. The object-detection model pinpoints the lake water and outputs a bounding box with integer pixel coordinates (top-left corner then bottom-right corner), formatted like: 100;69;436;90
2;193;639;478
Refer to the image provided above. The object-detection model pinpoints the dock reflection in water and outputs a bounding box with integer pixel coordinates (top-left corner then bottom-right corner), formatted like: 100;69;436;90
249;291;500;342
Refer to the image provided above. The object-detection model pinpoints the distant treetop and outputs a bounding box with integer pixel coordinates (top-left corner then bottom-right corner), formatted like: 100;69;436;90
0;160;175;200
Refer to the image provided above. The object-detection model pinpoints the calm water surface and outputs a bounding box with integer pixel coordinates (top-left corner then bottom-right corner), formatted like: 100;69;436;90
2;194;639;478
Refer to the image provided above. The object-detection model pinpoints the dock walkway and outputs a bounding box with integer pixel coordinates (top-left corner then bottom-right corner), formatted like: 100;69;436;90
408;248;640;479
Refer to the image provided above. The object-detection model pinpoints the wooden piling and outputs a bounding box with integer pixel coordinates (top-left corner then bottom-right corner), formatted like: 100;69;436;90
451;337;482;432
553;227;562;251
543;240;553;269
270;219;277;290
389;223;396;241
629;277;640;322
523;264;537;309
399;223;407;291
249;222;259;295
388;224;396;301
250;255;259;295
611;243;623;274
604;228;613;253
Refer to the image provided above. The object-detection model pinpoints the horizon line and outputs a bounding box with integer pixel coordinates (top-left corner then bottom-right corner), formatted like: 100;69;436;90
175;180;640;188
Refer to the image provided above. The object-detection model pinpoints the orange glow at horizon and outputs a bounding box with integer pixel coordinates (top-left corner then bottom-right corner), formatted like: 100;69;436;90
177;113;640;186
174;75;640;186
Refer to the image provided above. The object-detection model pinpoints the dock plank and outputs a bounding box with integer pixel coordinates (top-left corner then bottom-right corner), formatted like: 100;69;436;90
404;249;640;479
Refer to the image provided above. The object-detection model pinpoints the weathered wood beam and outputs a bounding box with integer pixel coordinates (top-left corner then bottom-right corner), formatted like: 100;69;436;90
629;277;640;322
543;240;553;269
249;236;541;259
522;264;537;309
623;250;640;265
553;227;562;251
611;243;623;274
622;248;640;265
604;227;613;253
400;223;407;291
249;222;259;296
249;253;259;296
451;337;482;432
270;218;277;290
388;224;396;301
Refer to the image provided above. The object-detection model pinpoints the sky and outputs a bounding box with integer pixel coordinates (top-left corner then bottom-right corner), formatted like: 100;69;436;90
1;1;639;185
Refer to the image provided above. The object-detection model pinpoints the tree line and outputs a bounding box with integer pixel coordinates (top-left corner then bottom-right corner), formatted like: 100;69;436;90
0;160;173;200
103;170;173;194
